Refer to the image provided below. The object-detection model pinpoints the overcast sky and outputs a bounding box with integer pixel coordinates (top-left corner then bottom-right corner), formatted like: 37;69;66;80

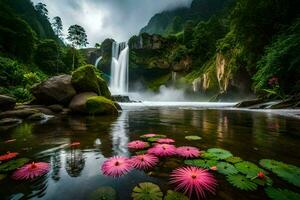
32;0;192;46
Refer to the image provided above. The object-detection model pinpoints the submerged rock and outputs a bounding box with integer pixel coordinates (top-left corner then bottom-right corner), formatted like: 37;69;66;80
0;95;16;111
69;92;98;114
32;75;76;105
86;96;118;115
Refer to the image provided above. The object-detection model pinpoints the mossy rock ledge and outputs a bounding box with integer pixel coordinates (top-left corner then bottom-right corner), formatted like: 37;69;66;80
71;65;112;99
86;96;118;115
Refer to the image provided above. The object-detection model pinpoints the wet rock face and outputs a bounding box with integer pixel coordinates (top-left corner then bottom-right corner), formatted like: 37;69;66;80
69;92;98;114
32;75;76;105
0;95;16;111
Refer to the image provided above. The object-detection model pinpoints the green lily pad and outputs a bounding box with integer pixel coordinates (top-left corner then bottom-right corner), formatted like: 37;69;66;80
227;174;258;191
132;182;163;200
147;138;159;143
164;190;189;200
265;187;300;200
201;152;220;160
235;161;267;178
135;150;148;155
225;156;243;164
141;134;166;139
259;159;300;187
89;187;117;200
252;175;273;187
0;174;7;181
0;158;30;172
185;136;202;141
216;162;238;175
207;148;233;160
184;159;218;169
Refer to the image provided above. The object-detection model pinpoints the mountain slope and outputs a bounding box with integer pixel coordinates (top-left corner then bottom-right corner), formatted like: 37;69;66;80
140;0;233;35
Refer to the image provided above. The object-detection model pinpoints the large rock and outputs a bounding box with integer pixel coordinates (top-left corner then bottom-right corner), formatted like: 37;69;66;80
69;92;98;113
71;65;112;99
86;96;118;115
0;95;16;111
0;108;39;119
32;75;76;105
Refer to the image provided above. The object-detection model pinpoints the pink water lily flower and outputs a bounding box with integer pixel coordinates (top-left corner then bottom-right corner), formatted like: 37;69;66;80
176;146;200;158
101;156;132;177
127;140;149;149
157;138;175;144
0;152;18;161
147;144;176;157
12;162;50;180
170;166;217;199
130;154;159;170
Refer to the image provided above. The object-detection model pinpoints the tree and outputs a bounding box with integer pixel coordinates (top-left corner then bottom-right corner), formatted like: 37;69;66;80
67;25;88;70
35;2;48;19
52;16;63;39
95;43;101;48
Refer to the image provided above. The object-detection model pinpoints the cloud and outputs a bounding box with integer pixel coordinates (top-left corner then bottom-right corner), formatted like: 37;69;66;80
31;0;192;46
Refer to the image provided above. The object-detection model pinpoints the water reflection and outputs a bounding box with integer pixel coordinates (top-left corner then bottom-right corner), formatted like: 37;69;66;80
111;111;129;156
65;148;85;177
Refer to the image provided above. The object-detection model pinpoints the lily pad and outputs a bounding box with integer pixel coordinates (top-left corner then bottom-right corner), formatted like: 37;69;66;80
184;159;218;169
89;187;116;200
201;152;220;160
227;174;258;191
235;161;267;178
252;175;273;187
207;148;233;160
185;136;202;141
132;182;163;200
0;158;30;172
259;159;300;187
265;187;300;200
225;156;243;164
135;150;148;155
216;162;238;175
147;138;159;143
0;174;7;181
141;134;166;139
164;190;189;200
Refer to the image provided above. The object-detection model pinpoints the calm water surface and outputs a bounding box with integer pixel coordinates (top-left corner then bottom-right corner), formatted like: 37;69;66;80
0;105;300;200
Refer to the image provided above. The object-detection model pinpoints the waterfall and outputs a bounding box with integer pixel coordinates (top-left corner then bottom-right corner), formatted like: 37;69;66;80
110;41;129;95
94;56;102;68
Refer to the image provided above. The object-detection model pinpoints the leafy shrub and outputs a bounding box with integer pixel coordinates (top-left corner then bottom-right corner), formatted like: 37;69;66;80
254;19;300;95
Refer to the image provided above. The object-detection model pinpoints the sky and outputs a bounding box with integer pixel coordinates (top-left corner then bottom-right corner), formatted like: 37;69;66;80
32;0;193;46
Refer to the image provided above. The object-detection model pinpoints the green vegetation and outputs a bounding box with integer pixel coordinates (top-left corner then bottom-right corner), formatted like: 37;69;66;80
132;0;300;98
0;1;88;102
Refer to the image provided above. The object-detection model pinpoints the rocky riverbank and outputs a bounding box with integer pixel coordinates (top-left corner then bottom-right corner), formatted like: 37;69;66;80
0;65;121;129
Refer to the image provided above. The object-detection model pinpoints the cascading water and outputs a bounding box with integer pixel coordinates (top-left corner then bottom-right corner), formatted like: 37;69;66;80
110;41;129;95
94;56;102;68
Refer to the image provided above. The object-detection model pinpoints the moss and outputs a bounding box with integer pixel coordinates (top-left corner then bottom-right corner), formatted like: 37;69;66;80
97;76;112;99
148;73;171;91
71;65;101;95
86;96;117;115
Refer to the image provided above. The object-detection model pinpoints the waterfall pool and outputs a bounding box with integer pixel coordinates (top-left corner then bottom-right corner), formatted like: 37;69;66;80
0;104;300;199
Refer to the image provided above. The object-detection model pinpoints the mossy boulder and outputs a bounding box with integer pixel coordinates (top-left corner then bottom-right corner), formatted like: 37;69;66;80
72;65;101;94
86;96;118;115
72;65;112;99
97;76;112;99
69;92;98;114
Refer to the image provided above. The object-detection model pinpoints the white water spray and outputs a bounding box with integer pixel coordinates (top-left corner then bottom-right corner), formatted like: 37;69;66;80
110;42;129;95
94;56;102;68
